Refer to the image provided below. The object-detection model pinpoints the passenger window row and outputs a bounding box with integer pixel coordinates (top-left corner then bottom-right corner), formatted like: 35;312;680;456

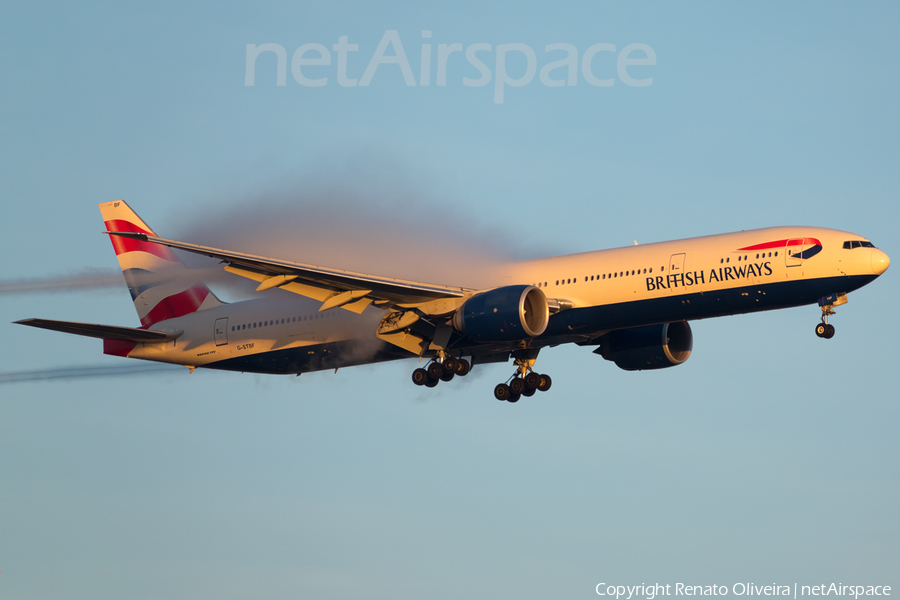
721;252;775;264
231;311;336;332
531;249;788;290
533;266;662;289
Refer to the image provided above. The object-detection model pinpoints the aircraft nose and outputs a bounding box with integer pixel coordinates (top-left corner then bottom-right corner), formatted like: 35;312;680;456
872;249;890;275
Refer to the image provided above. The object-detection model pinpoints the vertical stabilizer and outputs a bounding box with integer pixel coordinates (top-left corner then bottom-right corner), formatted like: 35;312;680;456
99;200;223;327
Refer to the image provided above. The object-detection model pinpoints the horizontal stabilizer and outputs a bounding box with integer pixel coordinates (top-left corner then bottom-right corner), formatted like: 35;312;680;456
15;318;182;342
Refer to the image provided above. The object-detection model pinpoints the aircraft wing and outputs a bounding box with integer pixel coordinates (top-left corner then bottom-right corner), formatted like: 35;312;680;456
106;231;471;312
16;318;182;342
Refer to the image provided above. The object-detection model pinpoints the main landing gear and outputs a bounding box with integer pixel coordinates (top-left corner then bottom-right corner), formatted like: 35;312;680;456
411;349;552;404
411;356;471;388
493;350;551;403
493;372;551;403
815;293;846;339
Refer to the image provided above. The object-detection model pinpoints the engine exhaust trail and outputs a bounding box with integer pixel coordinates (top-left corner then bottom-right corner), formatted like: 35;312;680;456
0;269;122;295
0;363;190;385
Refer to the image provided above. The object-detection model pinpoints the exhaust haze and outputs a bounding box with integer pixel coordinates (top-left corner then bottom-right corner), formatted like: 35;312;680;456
6;166;561;303
174;171;556;292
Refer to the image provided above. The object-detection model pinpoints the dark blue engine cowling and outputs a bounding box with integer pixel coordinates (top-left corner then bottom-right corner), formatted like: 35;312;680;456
595;321;693;371
452;285;549;342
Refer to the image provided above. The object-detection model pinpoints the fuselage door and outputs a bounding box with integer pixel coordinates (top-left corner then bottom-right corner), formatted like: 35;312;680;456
214;317;228;346
669;253;686;277
786;239;803;267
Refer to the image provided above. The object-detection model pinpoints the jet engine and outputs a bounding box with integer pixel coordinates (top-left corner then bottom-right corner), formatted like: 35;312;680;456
452;285;549;342
596;321;693;371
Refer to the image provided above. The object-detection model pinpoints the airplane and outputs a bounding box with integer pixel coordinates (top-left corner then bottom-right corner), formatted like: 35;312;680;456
16;201;890;402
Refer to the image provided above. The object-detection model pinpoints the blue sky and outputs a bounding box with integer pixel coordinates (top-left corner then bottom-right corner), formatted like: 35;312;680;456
1;2;898;599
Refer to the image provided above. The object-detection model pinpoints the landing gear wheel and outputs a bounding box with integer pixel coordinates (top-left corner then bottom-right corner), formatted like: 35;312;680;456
424;378;439;388
522;387;536;397
427;362;444;379
824;324;835;339
815;323;827;338
440;371;455;382
509;377;525;394
507;393;521;403
494;383;511;401
442;357;458;374
455;358;471;376
537;374;552;392
524;372;540;390
412;368;429;386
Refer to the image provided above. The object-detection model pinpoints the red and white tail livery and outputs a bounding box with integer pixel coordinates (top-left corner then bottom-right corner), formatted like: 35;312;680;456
99;201;223;327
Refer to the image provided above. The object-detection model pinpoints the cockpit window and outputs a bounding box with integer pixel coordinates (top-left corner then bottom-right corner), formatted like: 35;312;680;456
843;240;876;249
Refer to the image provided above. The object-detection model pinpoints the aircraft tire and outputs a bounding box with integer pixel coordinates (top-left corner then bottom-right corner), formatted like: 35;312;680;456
440;371;455;382
537;374;552;392
524;372;540;390
412;368;429;386
494;383;511;401
442;357;458;374
507;393;521;403
824;324;835;339
427;362;444;379
425;378;439;388
509;377;525;394
522;387;536;397
815;323;826;338
455;358;471;376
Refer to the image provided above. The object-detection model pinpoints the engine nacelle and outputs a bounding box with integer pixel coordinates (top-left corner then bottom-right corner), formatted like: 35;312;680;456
452;285;549;342
596;321;693;371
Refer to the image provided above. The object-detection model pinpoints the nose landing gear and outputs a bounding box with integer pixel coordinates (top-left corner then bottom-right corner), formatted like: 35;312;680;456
815;293;846;339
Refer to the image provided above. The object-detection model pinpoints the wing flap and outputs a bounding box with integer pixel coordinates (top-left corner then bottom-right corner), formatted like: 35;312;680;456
15;318;181;342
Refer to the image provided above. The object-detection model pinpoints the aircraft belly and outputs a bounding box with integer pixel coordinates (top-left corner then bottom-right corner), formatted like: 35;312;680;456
543;274;875;337
201;337;413;375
